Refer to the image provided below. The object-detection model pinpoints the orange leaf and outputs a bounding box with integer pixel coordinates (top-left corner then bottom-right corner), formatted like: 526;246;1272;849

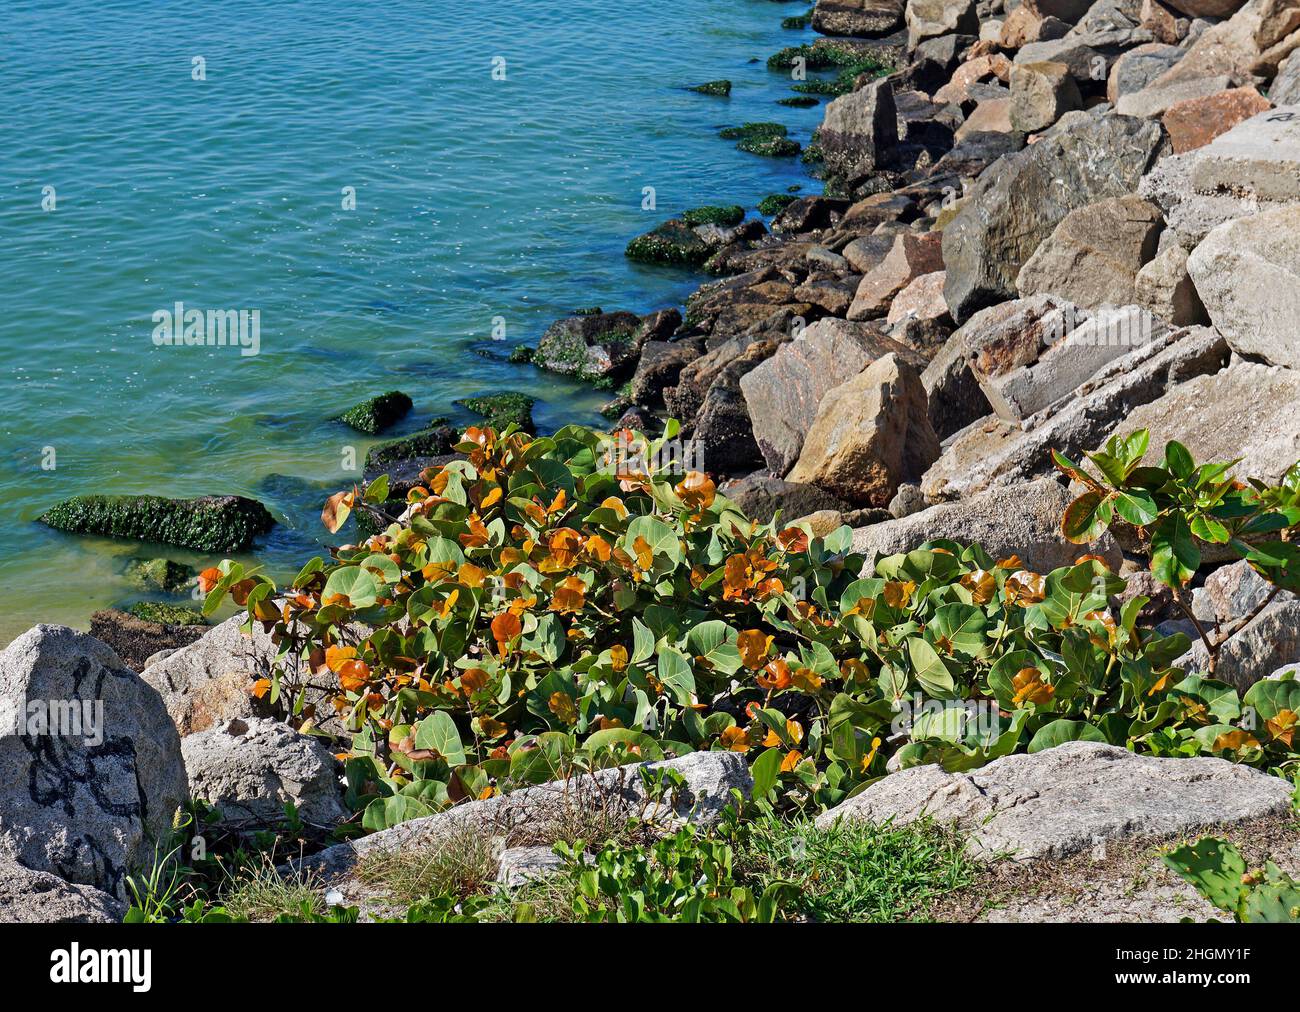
321;490;355;533
737;630;773;669
197;567;222;593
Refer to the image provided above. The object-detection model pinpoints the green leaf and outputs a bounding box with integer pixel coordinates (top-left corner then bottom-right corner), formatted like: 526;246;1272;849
1113;490;1158;527
413;711;466;765
363;795;435;832
1163;440;1195;480
1061;491;1109;543
1163;838;1248;912
750;747;783;799
906;636;955;697
655;647;696;705
684;621;742;675
1150;515;1199;587
1027;719;1108;752
321;566;379;609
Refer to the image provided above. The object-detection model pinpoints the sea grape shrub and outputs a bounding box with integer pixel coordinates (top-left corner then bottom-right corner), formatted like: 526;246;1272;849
204;424;1300;833
1163;837;1300;923
1056;430;1300;674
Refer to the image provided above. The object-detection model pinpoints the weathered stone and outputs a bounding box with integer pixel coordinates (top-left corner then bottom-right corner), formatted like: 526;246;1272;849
1106;43;1186;104
740;319;923;475
787;353;941;507
842;232;901;274
496;846;568;888
1161;86;1273;153
1274;48;1300;104
1177;598;1300;689
794;277;857;315
852;477;1123;573
1138;149;1265;249
299;752;752;883
820;80;900;185
816;741;1294;861
534;310;650;382
921;326;1229;499
1139;0;1191;44
1116;75;1237;118
1187;204;1300;367
953;99;1013;142
978;306;1167;420
0;861;124;924
182;717;346;830
1010;61;1082;133
1015;196;1164;308
886;270;950;326
921;329;993;439
1164;0;1249;15
812;0;907;36
722;474;852;524
906;0;980;49
942;110;1167;322
1150;0;1300;88
1133;243;1208;325
629;339;703;407
933;54;1013;104
1188;106;1300;204
0;626;188;900
1193;559;1281;625
1108;358;1300;486
771;195;852;234
848;232;946;319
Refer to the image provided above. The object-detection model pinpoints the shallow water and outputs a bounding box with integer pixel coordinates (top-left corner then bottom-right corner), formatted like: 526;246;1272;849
0;0;824;644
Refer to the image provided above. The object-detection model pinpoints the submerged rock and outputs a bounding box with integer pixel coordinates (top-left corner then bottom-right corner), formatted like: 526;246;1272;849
89;608;206;673
334;390;412;435
39;494;275;553
455;391;535;431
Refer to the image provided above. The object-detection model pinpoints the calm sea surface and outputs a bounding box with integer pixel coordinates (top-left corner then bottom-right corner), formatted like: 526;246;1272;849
0;0;823;644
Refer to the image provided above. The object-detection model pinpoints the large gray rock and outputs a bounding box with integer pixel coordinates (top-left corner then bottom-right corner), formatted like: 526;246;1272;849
921;326;1229;499
820;80;900;185
978;306;1168;420
1116;74;1237;118
921;330;993;439
942;110;1168;322
739;319;922;476
1274;48;1300;104
299;751;751;883
1015;196;1164;310
1009;60;1082;133
1192;559;1279;625
182;717;345;830
815;741;1295;860
1187;204;1300;368
1187;105;1300;202
852;477;1123;573
722;474;852;524
141;614;273;737
0;626;188;900
787;353;941;508
1114;358;1300;486
1133;242;1208;325
1106;43;1187;103
906;0;980;49
0;860;124;923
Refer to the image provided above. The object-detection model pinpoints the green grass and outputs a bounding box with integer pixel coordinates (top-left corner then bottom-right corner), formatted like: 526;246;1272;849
738;816;981;923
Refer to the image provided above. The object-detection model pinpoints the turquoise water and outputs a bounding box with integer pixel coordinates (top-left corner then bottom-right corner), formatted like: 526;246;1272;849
0;0;822;645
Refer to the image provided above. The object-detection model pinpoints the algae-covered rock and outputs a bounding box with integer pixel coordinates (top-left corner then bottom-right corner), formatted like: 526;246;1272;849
625;220;713;266
455;391;535;431
39;494;275;553
335;390;412;434
680;205;745;227
758;193;800;216
126;602;207;627
124;557;195;594
364;425;457;470
689;79;732;96
720;123;801;157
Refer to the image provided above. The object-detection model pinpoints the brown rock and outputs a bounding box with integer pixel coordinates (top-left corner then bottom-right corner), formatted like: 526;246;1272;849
886;270;950;325
1161;87;1273;154
953;98;1013;142
787;353;940;507
1010;61;1082;134
1015;196;1164;309
1140;0;1190;44
847;231;945;320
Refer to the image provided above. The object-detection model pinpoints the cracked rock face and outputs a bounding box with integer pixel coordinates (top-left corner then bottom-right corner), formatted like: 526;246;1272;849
815;741;1294;860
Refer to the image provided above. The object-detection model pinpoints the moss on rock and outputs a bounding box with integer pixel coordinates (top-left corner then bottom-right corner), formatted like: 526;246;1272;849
335;390;413;434
508;344;534;364
719;122;788;142
625;221;712;267
738;135;801;157
758;193;799;216
365;425;456;470
126;601;208;627
681;205;745;228
124;558;195;594
689;80;732;97
778;95;820;108
39;495;275;553
456;391;535;431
